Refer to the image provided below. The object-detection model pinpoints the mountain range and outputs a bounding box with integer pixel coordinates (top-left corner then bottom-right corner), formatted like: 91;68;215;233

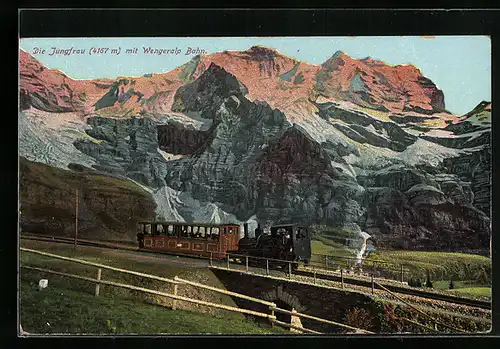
18;46;491;252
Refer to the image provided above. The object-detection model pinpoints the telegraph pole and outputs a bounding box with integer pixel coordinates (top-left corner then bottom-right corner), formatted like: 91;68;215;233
74;188;78;250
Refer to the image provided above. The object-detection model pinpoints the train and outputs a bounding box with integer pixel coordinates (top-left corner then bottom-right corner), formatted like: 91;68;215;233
136;221;311;267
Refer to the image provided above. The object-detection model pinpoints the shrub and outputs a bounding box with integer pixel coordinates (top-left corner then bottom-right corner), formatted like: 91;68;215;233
408;278;422;288
476;267;491;285
343;307;376;333
380;303;404;333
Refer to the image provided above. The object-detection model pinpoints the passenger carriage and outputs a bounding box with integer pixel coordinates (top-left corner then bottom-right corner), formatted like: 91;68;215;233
137;221;240;259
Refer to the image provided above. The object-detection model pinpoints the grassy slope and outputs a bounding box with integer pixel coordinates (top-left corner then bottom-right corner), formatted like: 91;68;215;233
20;240;287;334
310;228;357;256
20;280;285;334
449;288;492;298
20;156;151;197
365;250;491;282
310;228;491;298
20;157;156;241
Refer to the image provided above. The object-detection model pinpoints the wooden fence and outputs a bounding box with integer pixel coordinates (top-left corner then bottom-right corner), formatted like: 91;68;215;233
20;247;374;334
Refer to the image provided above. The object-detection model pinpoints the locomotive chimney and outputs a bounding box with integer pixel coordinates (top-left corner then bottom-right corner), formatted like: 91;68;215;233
255;223;262;239
244;223;249;239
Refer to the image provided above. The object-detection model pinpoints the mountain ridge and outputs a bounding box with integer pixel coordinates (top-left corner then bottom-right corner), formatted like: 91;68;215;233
20;46;455;118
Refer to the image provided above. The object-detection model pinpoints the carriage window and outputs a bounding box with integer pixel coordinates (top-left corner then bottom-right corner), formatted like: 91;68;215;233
157;224;164;235
211;227;220;240
297;228;306;238
167;225;174;236
234;227;239;236
199;227;206;237
145;224;152;235
181;225;189;237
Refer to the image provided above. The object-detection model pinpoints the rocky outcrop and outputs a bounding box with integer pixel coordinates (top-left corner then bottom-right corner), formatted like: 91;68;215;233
157;122;214;155
359;174;489;251
73;116;170;188
440;102;491;215
316;102;418;151
316;51;446;114
19;157;157;241
255;126;363;225
19;50;80;112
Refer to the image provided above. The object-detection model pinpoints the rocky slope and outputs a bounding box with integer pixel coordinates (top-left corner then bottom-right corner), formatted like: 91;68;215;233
18;47;491;251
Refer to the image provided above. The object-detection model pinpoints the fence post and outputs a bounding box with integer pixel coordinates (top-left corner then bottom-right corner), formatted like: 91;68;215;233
371;274;375;294
325;255;328;267
172;282;178;310
95;268;102;297
210;252;213;267
341;269;344;289
313;266;316;284
227;253;230;270
266;259;269;275
401;264;404;283
288;262;292;279
269;305;275;327
245;256;249;272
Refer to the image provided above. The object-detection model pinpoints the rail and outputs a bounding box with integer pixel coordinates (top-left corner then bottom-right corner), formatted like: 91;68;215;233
401;317;440;333
20;265;268;318
20;248;374;334
20;247;180;284
374;281;468;333
173;276;276;307
270;306;374;334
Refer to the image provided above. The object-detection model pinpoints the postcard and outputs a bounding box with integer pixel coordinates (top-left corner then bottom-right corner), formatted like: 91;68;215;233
18;36;492;335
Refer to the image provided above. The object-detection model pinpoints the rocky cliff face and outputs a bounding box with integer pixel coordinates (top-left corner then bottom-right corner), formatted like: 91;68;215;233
18;47;491;251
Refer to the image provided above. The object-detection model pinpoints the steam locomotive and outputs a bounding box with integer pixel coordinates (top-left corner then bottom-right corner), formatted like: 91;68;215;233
136;220;311;267
237;223;311;266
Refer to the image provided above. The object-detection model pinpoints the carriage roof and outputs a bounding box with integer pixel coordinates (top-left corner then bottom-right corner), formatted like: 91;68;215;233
137;221;240;228
270;224;307;229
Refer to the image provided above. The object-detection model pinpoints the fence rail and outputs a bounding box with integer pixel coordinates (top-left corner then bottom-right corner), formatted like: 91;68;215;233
20;248;374;335
309;253;411;282
270;306;374;334
173;276;276;307
21;265;269;318
20;247;179;284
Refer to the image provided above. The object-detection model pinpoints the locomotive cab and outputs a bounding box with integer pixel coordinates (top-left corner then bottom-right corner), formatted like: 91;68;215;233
270;224;311;264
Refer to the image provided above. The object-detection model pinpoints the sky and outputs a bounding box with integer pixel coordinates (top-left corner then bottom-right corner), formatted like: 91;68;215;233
19;36;491;115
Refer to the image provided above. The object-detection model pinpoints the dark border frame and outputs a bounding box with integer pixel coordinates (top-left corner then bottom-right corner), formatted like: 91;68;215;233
8;7;500;349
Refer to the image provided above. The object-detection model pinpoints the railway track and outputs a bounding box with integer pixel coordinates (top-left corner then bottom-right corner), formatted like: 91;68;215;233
293;269;491;310
20;233;491;310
